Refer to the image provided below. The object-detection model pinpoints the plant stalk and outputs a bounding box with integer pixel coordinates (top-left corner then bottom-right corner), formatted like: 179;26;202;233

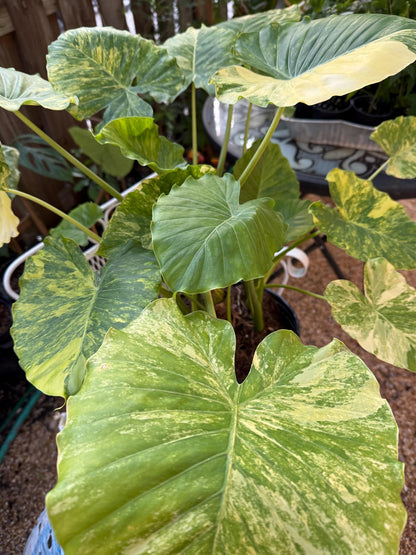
368;159;389;181
244;279;264;332
202;291;216;317
5;187;102;243
226;285;232;324
191;83;198;165
13;110;123;202
265;282;326;301
243;102;253;154
239;107;284;186
216;104;234;177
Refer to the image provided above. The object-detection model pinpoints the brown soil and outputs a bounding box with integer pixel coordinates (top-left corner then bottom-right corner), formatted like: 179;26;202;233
0;197;415;554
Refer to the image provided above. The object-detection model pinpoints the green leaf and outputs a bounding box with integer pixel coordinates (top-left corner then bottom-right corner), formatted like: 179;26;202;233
234;141;313;241
98;165;214;257
94;117;186;174
164;25;239;96
49;202;103;246
0;67;75;111
68;127;133;178
47;27;184;122
326;257;416;371
12;237;161;397
370;115;416;178
12;134;73;182
218;5;301;32
47;298;405;555
310;168;416;269
152;173;286;293
164;7;300;96
0;143;20;190
212;14;416;107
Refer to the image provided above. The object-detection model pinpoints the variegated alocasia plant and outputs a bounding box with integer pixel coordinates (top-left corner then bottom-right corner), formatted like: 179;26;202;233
1;7;416;554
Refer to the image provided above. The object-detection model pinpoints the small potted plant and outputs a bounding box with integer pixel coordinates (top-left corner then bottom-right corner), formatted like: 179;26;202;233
1;7;416;553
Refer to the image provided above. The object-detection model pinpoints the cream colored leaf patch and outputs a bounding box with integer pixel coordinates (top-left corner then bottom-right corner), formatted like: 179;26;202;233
325;258;416;371
212;14;416;107
371;116;416;178
0;191;19;247
47;298;405;554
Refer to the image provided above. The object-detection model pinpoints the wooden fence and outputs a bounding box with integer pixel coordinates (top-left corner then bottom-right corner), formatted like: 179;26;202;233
0;0;228;242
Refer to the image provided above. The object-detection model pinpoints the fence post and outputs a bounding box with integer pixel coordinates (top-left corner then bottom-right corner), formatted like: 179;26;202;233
132;0;155;38
2;0;55;78
57;0;96;29
96;0;128;29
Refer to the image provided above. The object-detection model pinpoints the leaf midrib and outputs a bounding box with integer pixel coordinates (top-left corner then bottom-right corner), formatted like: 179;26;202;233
211;388;241;553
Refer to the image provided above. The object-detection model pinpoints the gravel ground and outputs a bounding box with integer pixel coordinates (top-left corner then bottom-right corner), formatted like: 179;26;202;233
0;197;415;554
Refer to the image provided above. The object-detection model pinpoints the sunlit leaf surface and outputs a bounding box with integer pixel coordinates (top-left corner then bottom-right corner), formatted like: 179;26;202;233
47;298;405;554
326;257;416;371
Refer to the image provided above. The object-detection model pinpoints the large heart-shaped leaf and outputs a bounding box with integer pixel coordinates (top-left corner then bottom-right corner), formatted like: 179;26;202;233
326;257;416;371
370;116;416;178
12;237;161;397
47;298;405;554
94;117;186;174
152;173;286;293
212;14;416;107
164;6;300;96
69;127;133;178
310;168;416;269
164;25;237;96
218;5;300;32
234;141;313;241
47;27;184;122
98;166;214;256
0;67;75;111
50;202;103;246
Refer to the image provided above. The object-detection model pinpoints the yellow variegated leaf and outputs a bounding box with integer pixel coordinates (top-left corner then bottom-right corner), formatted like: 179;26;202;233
371;116;416;178
212;14;416;107
310;168;416;269
326;258;416;371
47;298;405;554
12;237;160;397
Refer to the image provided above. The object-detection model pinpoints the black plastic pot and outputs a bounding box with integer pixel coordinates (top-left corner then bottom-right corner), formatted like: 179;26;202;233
350;95;395;126
265;288;300;336
295;97;353;121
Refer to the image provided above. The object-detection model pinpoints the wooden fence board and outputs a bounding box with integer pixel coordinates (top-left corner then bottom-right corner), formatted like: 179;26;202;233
154;0;175;42
57;0;96;29
132;0;155;39
96;0;128;29
2;0;55;78
177;0;194;31
0;0;230;243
